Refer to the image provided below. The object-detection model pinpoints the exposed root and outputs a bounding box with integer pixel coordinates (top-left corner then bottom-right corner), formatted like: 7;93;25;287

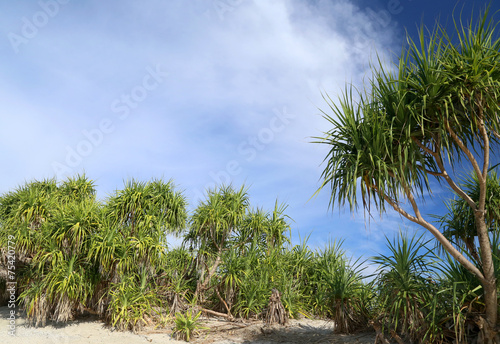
264;288;288;326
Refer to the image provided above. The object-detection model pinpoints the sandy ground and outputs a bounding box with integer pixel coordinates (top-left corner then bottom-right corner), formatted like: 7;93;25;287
1;306;377;344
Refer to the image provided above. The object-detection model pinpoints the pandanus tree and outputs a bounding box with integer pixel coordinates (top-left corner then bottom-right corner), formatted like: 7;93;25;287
222;202;292;316
0;178;60;262
186;185;249;301
0;175;99;325
186;185;293;317
96;178;187;280
91;178;187;329
316;10;500;342
372;233;434;342
0;176;188;330
237;201;291;254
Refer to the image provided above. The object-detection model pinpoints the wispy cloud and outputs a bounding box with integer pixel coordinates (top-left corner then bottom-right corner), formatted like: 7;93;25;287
0;0;409;258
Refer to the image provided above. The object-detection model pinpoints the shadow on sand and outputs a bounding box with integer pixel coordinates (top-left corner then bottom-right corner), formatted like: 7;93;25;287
238;322;375;344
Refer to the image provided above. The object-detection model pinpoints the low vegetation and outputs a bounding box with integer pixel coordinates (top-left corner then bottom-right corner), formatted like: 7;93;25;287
0;174;498;343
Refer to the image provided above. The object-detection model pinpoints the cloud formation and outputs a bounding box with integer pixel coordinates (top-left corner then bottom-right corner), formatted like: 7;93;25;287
0;0;409;257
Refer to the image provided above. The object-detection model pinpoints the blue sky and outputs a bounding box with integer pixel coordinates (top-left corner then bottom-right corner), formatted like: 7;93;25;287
1;0;499;266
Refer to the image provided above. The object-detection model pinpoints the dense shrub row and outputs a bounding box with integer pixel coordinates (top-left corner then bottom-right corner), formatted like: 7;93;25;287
0;175;498;343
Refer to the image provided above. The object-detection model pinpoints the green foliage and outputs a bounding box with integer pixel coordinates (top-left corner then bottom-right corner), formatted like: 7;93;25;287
186;184;249;253
372;232;435;341
301;240;371;333
2;171;497;343
435;253;484;343
315;7;500;341
105;178;187;236
435;171;500;262
107;273;162;332
316;9;500;213
173;310;206;342
161;247;195;315
319;256;369;333
58;174;96;203
234;271;268;318
0;175;187;331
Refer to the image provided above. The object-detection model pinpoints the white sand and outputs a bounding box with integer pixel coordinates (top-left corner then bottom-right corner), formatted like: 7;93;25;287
1;307;184;344
1;306;376;344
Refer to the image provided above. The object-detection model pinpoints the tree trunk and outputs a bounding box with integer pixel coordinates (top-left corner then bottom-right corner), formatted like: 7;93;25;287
195;251;222;300
215;286;232;318
475;210;498;344
474;105;498;344
200;307;232;319
371;320;390;344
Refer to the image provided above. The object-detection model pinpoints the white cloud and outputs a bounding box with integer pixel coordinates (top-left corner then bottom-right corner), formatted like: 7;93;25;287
0;0;408;259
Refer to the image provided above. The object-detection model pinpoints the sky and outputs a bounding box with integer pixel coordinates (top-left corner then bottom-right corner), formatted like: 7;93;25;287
1;0;499;267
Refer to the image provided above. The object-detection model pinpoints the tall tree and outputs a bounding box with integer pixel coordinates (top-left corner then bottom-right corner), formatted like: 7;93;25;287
186;185;249;299
316;9;500;342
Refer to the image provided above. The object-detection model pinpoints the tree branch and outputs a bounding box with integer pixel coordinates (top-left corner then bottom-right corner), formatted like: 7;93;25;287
434;151;476;210
215;286;232;318
444;120;484;183
199;307;233;319
412;137;436;156
420;168;446;177
371;184;486;283
478;116;489;208
492;128;500;140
